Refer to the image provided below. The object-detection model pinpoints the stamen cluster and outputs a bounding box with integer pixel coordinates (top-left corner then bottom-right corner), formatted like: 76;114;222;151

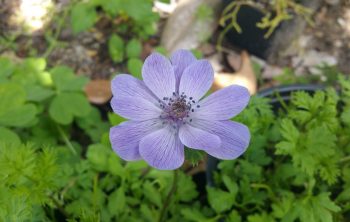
158;92;201;127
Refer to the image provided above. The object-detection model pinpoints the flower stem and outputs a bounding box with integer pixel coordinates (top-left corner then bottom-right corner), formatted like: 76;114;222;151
56;124;77;155
158;170;178;222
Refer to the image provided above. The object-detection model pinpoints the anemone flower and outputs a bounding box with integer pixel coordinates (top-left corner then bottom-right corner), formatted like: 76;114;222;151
110;50;250;170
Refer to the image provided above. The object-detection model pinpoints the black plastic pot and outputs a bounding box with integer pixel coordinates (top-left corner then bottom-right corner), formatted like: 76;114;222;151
221;0;321;62
206;84;325;186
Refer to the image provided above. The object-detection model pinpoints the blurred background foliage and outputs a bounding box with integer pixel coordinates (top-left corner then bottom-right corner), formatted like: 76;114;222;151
0;0;350;221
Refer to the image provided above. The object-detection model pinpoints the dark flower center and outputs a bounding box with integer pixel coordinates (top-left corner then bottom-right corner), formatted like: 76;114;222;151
158;92;200;127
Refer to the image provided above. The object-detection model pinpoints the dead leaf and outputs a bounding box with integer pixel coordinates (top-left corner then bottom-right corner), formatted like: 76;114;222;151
84;79;112;104
226;51;241;71
212;51;257;94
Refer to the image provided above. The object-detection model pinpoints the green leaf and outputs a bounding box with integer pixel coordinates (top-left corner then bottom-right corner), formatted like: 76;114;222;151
120;0;154;21
247;212;275;222
0;127;21;146
154;46;168;56
143;181;162;208
108;187;126;216
275;119;299;155
86;144;109;171
0;83;37;127
140;204;155;222
25;85;55;102
272;192;295;219
100;0;121;16
127;58;143;79
51;66;89;92
126;39;142;58
108;112;127;126
177;172;198;202
0;187;32;222
299;193;340;222
0;57;14;79
108;34;124;63
222;175;238;195
76;107;110;142
107;154;124;178
239;160;262;182
191;49;203;59
207;186;235;213
341;108;350;126
227;210;242;222
0;104;37;127
0;83;26;109
181;208;209;222
49;92;91;124
71;3;97;34
184;148;204;166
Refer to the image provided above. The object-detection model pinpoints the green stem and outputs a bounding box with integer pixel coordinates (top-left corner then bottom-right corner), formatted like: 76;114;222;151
250;183;278;202
340;155;350;164
43;3;70;58
56;124;77;155
158;170;178;222
49;195;69;218
23;172;70;218
274;91;289;111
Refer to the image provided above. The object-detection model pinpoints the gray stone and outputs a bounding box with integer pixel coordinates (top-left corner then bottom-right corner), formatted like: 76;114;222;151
161;0;222;53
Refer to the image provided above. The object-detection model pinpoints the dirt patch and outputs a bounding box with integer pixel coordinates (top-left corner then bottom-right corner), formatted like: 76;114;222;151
305;0;350;74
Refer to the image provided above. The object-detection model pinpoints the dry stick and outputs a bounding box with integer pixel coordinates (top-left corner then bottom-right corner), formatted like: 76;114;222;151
158;170;179;222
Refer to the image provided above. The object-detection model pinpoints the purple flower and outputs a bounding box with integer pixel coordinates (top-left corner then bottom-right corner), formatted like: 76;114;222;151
110;50;250;170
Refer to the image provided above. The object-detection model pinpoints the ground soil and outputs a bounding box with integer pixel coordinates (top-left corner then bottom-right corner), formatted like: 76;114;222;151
0;0;349;81
306;0;350;74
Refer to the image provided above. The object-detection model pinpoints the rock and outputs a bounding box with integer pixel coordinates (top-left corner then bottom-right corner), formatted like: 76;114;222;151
292;50;337;75
161;0;222;53
262;65;284;79
266;0;322;64
325;0;340;5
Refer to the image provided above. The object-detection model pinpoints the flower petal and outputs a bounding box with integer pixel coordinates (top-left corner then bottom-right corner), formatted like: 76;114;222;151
194;85;250;120
110;120;162;161
111;96;161;120
170;49;197;89
179;124;221;151
142;52;176;99
111;74;157;103
139;126;184;170
192;119;250;159
179;60;214;101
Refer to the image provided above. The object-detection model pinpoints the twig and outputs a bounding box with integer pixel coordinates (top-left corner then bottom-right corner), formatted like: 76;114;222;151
158;170;178;222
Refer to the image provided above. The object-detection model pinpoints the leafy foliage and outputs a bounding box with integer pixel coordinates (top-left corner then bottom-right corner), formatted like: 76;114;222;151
0;55;349;221
69;0;158;72
71;2;97;34
0;143;61;221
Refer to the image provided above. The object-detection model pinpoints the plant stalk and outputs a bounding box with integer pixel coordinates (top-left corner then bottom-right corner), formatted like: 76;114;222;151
158;170;178;222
